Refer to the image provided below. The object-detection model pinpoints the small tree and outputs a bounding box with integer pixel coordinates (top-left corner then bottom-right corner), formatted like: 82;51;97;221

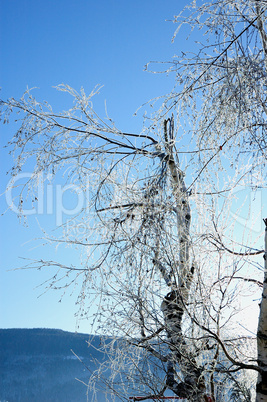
1;1;267;401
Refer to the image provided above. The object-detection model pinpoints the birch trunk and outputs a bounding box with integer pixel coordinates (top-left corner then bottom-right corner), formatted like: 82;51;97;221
256;218;267;401
160;117;207;401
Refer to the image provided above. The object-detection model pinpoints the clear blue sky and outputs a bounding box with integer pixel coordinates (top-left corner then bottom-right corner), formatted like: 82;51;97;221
0;0;192;333
1;1;265;335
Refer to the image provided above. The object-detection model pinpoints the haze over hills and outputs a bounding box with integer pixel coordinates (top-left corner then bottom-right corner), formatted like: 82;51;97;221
0;328;114;402
0;328;167;401
1;328;255;401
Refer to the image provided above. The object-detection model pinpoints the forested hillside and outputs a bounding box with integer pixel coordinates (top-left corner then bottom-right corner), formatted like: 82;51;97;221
0;328;108;402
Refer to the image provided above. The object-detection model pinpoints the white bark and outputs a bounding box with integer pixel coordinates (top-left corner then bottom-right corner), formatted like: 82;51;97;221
256;218;267;401
160;117;206;401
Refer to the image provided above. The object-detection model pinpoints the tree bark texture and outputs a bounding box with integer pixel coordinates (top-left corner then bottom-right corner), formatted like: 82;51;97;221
160;117;207;401
256;218;267;401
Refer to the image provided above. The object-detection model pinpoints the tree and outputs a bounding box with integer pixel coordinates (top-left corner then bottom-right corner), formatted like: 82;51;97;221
1;0;267;401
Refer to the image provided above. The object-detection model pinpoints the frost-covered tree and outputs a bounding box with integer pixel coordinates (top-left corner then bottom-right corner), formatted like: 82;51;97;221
1;1;267;401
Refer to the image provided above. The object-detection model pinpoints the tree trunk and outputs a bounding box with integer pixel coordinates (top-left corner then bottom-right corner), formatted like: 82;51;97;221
160;117;207;401
256;218;267;401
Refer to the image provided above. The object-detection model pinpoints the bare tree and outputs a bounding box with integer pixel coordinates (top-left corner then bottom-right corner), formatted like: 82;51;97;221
1;1;267;401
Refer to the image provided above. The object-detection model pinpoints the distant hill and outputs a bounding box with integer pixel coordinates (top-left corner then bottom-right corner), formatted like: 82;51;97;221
1;328;255;401
0;328;111;402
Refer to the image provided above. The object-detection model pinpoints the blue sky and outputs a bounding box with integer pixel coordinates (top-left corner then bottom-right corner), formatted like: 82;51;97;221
1;1;265;335
0;0;192;333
